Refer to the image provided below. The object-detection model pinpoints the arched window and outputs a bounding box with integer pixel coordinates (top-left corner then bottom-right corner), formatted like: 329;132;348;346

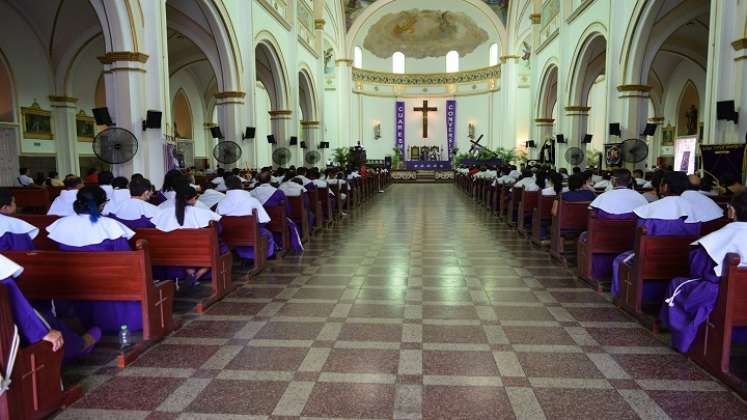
446;50;459;73
353;47;363;69
489;43;499;67
392;51;405;74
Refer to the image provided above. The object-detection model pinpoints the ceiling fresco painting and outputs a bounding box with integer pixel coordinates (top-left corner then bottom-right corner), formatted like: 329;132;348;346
362;9;490;59
345;0;510;30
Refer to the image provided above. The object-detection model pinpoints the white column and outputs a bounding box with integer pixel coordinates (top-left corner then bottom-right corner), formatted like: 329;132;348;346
269;110;292;167
301;121;320;167
336;59;353;149
214;92;246;168
646;117;664;169
617;85;651;169
500;56;520;150
49;96;79;176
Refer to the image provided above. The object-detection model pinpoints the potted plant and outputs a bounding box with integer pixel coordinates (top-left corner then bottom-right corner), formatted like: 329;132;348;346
333;147;349;166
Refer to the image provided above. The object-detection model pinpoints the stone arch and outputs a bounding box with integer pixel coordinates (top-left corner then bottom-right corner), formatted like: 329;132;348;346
345;0;508;59
254;32;290;111
537;60;559;119
298;66;318;122
567;26;607;106
0;48;16;123
620;0;709;85
173;88;194;139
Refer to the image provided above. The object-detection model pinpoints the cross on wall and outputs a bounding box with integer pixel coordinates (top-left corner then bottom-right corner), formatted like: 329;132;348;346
413;100;438;138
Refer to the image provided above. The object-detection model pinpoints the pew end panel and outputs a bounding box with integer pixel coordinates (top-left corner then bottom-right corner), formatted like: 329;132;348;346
517;191;539;237
220;212;268;277
530;195;555;248
549;199;591;265
688;254;747;399
0;284;80;420
287;196;311;243
577;215;636;292
265;205;290;258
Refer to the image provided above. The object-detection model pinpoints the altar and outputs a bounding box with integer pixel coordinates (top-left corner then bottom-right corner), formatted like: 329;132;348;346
404;160;452;170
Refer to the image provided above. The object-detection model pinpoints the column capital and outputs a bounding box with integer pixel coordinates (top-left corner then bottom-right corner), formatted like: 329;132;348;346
335;58;354;66
48;95;78;104
648;117;665;123
732;38;747;51
314;19;325;30
500;55;521;63
269;110;292;120
530;14;541;24
214;91;246;99
564;106;591;112
301;120;320;127
616;84;652;92
534;118;555;124
97;52;149;65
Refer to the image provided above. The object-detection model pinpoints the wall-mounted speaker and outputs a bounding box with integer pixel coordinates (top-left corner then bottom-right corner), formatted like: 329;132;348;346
717;100;739;123
582;134;593;144
210;126;223;139
319;141;330;149
142;110;162;131
642;123;657;137
555;134;566;144
609;123;621;137
243;127;256;140
92;107;114;126
526;140;536;148
289;136;298;146
267;134;276;144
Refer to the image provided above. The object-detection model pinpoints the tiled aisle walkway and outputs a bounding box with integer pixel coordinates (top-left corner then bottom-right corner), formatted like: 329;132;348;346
58;184;747;420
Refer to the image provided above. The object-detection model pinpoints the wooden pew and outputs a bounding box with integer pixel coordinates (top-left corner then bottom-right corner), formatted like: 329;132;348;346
549;198;591;264
307;189;323;232
12;214;59;250
0;284;80;419
506;187;523;227
220;211;269;276
498;185;510;222
5;239;177;368
317;187;333;226
688;253;747;399
328;184;345;220
287;196;311;243
530;195;555;247
133;222;233;313
6;188;51;214
703;217;731;235
517;190;539;237
616;227;696;328
265;204;290;256
576;213;636;292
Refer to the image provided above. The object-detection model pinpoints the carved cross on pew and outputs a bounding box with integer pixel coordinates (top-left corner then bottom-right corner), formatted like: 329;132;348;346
22;353;45;411
414;100;438;138
155;289;168;329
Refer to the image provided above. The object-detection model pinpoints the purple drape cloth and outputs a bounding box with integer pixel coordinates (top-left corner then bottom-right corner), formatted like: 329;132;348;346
446;100;456;159
55;238;143;334
0;232;35;251
660;247;747;352
4;277;86;362
235;225;275;260
395;102;405;159
611;218;701;299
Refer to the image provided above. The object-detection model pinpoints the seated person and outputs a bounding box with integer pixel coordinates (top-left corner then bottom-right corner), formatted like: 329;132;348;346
720;173;745;197
681;189;724;224
151;183;226;286
251;171;303;253
154;169;184;206
296;167;315;190
197;187;226;210
83;168;98;184
593;172;613;191
47;176;83;216
216;176;275;260
642;170;664;203
231;167;247;183
610;171;701;300
45;171;64;188
102;176;130;215
512;169;536;190
660;191;747;352
46;186;140;334
580;169;648;281
17;168;35;187
589;169;648;219
106;177;159;229
633;169;647;188
1;254;100;362
98;171;114;201
0;190;39;251
524;170;547;192
279;171;307;197
210;168;227;192
542;172;567;197
551;174;595;216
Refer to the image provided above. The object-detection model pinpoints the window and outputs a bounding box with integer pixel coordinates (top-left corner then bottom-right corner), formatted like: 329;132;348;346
353;47;362;69
446;50;459;73
392;51;405;74
489;43;499;67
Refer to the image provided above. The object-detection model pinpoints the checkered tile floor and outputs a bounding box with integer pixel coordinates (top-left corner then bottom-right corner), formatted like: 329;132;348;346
55;184;747;419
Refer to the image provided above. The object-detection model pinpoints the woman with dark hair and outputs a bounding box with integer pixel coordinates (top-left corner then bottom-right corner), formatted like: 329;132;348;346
153;169;186;206
0;189;38;250
151;183;224;286
217;176;275;261
551;174;595;217
98;170;114;200
45;185;139;335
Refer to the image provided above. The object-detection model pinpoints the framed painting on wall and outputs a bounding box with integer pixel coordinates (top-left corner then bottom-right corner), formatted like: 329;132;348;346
662;124;675;146
76;111;96;142
21;100;52;140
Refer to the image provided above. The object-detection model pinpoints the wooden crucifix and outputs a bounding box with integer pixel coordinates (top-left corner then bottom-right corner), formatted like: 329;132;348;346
414;100;438;138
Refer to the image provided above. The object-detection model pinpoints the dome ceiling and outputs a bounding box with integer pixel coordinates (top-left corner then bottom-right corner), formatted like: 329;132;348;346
345;0;509;30
362;9;489;59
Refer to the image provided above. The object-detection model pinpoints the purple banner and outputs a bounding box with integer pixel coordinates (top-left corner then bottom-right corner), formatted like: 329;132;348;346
446;100;456;160
395;101;406;160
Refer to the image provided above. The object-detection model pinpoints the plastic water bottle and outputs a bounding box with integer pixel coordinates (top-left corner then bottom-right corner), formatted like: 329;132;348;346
119;325;130;348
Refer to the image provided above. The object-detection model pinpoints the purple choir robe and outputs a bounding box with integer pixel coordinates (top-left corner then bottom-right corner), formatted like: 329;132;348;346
109;215;155;229
611;218;701;300
0;232;35;251
55;237;143;334
262;190;304;253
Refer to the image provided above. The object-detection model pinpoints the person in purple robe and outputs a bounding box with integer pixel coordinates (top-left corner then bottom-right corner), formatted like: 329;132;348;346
46;186;140;334
152;169;183;206
251;171;304;253
551;174;595;216
107;177;159;229
296;167;316;192
660;191;747;352
151;183;227;287
217;176;275;260
611;171;702;301
580;169;649;281
0;190;38;251
1;254;100;363
98;170;114;201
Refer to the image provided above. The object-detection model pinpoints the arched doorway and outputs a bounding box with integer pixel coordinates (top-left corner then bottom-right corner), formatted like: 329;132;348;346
298;69;319;167
255;38;290;168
